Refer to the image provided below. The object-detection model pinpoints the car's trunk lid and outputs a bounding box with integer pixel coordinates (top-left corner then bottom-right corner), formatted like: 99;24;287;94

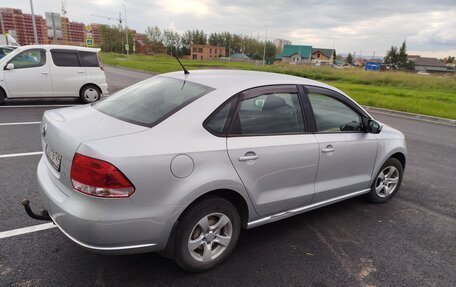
41;104;148;193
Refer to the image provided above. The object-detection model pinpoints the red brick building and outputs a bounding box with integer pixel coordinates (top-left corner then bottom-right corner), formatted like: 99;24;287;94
0;8;47;45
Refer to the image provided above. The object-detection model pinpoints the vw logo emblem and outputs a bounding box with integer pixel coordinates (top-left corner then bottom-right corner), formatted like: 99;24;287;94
42;123;47;137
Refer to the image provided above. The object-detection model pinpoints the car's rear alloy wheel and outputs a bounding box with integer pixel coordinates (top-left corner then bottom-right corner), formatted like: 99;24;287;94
174;197;240;272
80;85;101;103
368;158;403;203
188;213;233;263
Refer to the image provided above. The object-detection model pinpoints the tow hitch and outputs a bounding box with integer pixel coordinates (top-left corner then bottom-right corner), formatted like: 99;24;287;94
21;198;52;221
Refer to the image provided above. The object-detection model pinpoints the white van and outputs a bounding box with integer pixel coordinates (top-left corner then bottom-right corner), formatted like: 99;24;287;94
0;45;108;104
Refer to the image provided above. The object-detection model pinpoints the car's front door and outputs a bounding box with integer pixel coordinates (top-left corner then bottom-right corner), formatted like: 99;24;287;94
226;85;319;216
4;48;53;98
304;86;378;202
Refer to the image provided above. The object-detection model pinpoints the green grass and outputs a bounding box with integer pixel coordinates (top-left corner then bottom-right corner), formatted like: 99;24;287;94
101;53;456;119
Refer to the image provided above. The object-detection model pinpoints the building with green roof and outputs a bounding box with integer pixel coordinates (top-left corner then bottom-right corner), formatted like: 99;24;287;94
275;45;312;64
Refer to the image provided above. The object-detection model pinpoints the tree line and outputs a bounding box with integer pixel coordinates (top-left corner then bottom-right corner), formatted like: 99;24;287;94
143;26;276;60
99;24;276;60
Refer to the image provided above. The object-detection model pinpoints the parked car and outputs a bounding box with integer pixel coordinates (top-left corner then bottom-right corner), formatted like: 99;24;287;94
34;70;406;272
0;45;108;104
0;45;17;59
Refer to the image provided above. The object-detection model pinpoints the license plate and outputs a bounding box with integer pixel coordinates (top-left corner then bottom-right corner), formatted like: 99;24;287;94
46;144;62;172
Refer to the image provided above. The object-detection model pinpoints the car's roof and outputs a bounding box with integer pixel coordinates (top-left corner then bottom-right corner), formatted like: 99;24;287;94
164;69;334;91
163;69;372;118
16;45;100;52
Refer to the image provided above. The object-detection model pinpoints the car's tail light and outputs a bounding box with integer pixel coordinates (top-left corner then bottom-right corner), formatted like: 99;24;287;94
70;153;135;198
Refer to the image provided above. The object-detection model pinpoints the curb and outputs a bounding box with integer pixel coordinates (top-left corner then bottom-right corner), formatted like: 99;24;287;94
363;106;456;127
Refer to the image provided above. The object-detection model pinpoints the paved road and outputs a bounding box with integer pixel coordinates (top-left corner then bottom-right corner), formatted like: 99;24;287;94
0;66;455;287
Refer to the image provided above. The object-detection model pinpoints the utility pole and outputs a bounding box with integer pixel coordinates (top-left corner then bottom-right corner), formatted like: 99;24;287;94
30;0;38;44
122;3;129;58
262;25;267;66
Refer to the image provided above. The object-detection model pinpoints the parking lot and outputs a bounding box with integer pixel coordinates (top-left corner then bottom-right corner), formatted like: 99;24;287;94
0;66;455;287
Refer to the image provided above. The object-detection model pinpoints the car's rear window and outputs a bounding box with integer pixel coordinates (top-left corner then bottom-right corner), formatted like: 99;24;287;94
94;76;214;127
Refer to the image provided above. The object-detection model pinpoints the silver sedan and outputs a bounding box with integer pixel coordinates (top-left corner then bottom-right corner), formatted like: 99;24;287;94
36;70;406;271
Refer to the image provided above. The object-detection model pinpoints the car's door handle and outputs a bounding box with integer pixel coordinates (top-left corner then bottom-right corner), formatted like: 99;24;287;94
41;72;49;75
238;154;259;161
321;145;335;153
78;71;85;74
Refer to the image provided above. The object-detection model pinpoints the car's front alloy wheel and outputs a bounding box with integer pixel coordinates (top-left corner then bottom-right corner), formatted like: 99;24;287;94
174;197;240;272
368;158;403;203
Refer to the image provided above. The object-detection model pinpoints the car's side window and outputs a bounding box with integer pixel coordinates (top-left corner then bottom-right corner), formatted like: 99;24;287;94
9;49;46;69
308;93;363;132
79;51;99;67
230;92;304;135
204;97;236;135
51;51;80;67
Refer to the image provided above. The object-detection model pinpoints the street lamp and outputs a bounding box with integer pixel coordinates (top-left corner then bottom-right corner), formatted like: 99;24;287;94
262;25;268;66
29;0;38;44
122;3;129;57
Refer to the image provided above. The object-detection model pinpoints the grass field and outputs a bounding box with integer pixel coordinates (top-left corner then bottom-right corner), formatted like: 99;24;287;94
101;53;456;119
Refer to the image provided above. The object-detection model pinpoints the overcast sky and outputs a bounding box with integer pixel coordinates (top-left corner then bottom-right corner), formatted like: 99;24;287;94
3;0;455;58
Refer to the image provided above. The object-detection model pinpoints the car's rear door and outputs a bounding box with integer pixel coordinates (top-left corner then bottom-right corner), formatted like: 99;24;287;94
303;86;378;202
226;85;319;216
50;49;87;97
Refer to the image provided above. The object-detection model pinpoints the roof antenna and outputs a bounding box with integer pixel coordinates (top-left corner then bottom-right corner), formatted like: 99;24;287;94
171;50;189;75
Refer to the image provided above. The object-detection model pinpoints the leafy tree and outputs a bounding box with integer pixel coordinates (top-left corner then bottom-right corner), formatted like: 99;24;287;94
144;26;165;54
346;53;353;65
446;56;455;63
384;41;412;69
333;50;337;64
398;41;408;67
99;24;134;54
384;46;398;68
162;29;181;55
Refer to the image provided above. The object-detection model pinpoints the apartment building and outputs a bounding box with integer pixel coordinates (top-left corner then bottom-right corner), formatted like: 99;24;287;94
0;7;105;47
0;8;47;45
273;39;292;53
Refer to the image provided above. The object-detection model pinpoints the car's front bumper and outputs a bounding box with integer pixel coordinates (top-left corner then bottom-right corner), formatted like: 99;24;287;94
37;156;181;254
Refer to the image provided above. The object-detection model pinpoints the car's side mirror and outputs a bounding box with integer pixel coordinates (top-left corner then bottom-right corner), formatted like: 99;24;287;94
367;119;383;134
5;63;14;70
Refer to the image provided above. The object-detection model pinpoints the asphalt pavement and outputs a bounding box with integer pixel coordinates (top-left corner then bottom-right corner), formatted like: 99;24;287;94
0;66;455;287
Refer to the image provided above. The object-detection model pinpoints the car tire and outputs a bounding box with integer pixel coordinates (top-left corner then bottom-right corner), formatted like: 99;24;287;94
80;85;101;104
368;158;403;203
0;88;6;105
174;196;241;272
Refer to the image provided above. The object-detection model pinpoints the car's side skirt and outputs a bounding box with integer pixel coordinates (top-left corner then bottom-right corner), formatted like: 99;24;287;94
247;188;370;229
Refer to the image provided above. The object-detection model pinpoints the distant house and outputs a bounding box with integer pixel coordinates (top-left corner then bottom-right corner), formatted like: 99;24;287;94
275;44;312;64
190;45;226;60
311;48;335;65
409;57;448;73
230;53;250;60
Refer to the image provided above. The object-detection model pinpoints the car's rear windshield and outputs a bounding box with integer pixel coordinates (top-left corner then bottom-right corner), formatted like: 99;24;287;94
94;76;214;127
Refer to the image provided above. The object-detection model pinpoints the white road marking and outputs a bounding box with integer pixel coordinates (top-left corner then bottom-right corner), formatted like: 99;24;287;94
0;223;56;239
0;151;43;159
0;121;41;126
0;105;74;108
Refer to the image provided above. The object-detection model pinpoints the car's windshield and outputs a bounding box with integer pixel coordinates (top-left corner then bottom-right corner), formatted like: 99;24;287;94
94;76;214;127
0;47;22;64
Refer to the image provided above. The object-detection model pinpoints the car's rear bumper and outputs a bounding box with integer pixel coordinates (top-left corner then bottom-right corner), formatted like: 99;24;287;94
37;156;181;254
99;82;109;96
